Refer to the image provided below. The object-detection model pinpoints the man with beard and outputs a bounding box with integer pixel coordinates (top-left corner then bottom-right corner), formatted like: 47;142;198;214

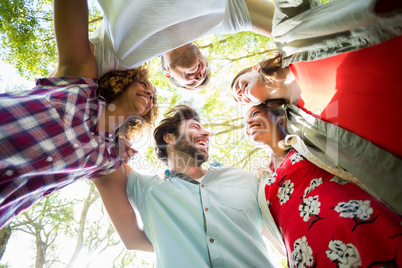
90;0;275;89
93;105;276;267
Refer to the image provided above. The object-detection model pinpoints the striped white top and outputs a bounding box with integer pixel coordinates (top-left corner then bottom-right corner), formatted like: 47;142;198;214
90;0;252;77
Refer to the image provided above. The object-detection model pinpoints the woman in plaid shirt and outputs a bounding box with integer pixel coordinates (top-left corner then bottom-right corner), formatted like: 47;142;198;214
0;0;157;234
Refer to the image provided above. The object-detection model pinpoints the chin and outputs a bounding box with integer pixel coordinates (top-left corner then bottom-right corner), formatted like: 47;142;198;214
249;135;268;146
194;150;208;161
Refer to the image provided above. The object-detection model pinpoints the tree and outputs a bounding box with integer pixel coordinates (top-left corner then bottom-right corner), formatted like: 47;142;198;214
4;191;76;267
66;183;99;267
0;0;102;79
0;0;298;266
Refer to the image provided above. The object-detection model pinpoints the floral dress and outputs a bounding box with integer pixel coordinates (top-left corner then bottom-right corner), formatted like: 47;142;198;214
265;150;402;268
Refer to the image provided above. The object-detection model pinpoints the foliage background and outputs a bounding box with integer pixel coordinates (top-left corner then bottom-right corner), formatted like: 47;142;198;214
0;0;332;266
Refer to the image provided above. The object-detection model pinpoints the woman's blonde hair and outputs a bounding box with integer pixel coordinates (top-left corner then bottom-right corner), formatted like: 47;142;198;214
98;65;159;140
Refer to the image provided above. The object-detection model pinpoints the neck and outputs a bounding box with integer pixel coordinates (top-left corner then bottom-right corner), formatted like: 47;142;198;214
168;152;207;179
164;43;193;66
271;150;289;170
270;67;301;105
283;80;301;105
268;143;289;170
97;100;140;134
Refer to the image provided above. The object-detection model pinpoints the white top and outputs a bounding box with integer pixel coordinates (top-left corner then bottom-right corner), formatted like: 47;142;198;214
126;166;274;268
90;0;253;77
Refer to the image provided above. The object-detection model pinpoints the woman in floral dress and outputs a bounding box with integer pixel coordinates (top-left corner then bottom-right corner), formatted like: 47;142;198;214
245;100;402;268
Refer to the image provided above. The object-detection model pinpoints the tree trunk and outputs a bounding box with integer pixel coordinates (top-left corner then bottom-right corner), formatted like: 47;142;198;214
35;232;46;268
66;184;99;267
0;224;12;260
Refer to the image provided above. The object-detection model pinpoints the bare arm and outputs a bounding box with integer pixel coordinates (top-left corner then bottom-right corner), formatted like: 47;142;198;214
52;0;97;78
245;0;275;37
92;165;154;252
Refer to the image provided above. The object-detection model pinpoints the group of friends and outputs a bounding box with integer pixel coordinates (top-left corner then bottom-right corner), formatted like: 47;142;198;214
1;0;401;267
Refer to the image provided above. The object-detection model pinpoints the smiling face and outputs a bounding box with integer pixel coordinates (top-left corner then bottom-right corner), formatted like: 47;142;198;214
232;66;271;105
231;64;301;106
163;43;208;89
174;119;210;165
125;79;154;116
245;105;287;148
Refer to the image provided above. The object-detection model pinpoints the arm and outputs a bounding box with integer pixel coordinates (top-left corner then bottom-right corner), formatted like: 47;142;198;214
52;0;97;78
244;0;275;37
92;165;154;252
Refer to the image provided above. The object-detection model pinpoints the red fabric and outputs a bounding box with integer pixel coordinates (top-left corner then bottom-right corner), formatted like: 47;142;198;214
291;35;402;158
266;150;402;267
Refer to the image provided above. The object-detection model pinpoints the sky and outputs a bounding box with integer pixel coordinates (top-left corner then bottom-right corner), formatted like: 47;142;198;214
0;1;283;264
0;59;284;267
0;61;34;93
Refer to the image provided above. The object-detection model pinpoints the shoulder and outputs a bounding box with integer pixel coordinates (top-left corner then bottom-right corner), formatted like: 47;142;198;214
210;166;259;185
127;168;162;189
36;77;98;100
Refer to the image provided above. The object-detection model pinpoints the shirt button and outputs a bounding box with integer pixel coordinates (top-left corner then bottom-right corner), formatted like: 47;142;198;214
46;156;53;162
109;133;113;137
73;144;79;148
360;38;368;47
201;184;205;188
91;132;95;135
205;208;209;212
209;238;214;243
5;170;13;176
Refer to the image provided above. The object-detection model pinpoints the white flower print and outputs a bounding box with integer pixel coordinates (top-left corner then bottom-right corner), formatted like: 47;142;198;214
290;152;304;165
292;236;314;268
278;180;294;205
266;172;277;186
299;195;321;222
326;239;361;268
303;178;323;198
334;200;373;221
330;176;349;185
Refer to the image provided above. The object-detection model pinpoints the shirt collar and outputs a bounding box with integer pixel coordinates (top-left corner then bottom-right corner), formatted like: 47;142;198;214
164;159;222;184
164;170;199;184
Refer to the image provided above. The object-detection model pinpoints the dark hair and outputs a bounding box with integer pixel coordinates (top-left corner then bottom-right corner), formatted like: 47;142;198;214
154;105;200;163
98;65;159;140
160;54;211;90
230;53;282;99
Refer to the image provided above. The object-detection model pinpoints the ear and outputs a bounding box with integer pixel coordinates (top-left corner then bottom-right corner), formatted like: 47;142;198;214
163;133;175;145
163;67;171;79
252;64;261;72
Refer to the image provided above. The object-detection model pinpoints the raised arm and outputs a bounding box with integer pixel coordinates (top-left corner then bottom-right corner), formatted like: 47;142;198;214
245;0;275;37
52;0;97;78
92;165;154;252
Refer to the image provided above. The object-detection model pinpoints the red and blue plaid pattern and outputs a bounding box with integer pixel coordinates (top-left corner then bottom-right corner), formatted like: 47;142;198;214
0;77;121;228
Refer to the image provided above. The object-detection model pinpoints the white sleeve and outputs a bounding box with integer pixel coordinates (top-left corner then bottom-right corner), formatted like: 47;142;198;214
89;21;129;78
216;0;253;34
91;0;252;76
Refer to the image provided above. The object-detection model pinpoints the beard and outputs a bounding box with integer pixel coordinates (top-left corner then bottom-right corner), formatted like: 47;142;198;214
174;137;209;167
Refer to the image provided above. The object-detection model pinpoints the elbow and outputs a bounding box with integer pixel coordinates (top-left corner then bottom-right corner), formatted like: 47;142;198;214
121;237;154;252
122;239;137;250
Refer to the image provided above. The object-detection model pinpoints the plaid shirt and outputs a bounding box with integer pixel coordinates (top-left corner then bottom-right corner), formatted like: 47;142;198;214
0;77;121;227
